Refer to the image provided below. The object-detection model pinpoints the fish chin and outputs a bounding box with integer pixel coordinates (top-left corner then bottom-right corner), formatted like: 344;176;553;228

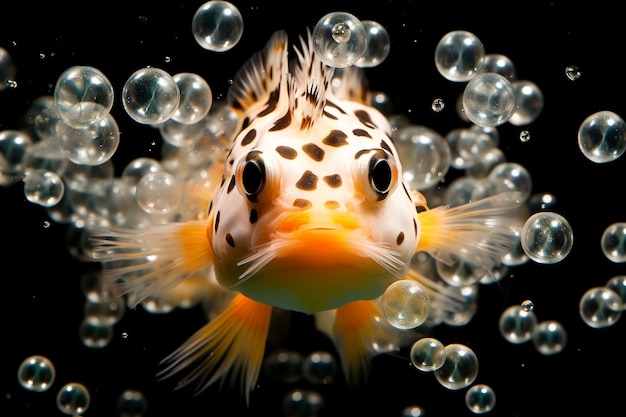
222;231;407;313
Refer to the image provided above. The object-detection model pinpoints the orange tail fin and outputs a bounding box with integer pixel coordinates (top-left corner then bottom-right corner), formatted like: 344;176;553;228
316;300;400;385
90;219;213;306
157;293;272;404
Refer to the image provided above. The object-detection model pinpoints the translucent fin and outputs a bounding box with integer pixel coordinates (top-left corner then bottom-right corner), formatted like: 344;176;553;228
157;293;272;404
330;66;371;105
417;191;524;270
316;300;399;385
89;219;213;307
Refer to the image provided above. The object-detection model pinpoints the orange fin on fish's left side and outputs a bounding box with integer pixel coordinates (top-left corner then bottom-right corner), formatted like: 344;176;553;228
157;293;273;404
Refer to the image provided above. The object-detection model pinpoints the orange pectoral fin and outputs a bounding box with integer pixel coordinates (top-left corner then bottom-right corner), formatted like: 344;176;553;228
157;293;273;404
331;300;399;385
90;219;214;306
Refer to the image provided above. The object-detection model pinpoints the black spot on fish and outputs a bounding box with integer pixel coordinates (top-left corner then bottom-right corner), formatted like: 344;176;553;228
413;218;418;236
241;129;257;146
250;208;258;224
225;233;235;247
296;170;318;191
396;231;405;245
353;128;372;138
215;211;221;232
302;143;325;162
322;130;348;147
323;110;338;120
380;139;393;155
354;109;377;129
276;146;297;160
293;198;312;209
227;176;236;193
323;174;342;188
258;87;280;117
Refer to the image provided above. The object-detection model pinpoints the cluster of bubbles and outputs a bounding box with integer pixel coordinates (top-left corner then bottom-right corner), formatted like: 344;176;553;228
17;354;149;416
499;300;567;355
3;4;626;416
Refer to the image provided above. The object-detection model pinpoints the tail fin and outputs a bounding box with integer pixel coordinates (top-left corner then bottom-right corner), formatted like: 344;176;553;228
416;191;524;270
315;300;400;385
89;219;213;307
157;293;273;404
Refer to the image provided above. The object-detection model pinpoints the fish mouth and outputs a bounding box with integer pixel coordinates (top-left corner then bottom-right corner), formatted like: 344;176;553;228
277;211;360;235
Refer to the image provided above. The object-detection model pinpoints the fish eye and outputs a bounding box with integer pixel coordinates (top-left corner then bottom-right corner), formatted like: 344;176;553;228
354;149;398;201
236;150;278;203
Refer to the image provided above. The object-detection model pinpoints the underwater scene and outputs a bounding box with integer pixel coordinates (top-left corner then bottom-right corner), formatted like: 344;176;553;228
1;1;625;416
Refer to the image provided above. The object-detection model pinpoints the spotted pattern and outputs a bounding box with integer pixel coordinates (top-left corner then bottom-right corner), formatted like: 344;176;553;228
396;232;405;245
269;111;291;131
302;143;325;161
225;233;236;247
322;130;348;147
227;176;236;193
323;174;342;188
249;208;258;224
296;170;318;191
215;211;221;232
353;128;371;138
354;109;377;129
241;129;257;146
293;198;312;209
324;200;340;209
276;145;297;159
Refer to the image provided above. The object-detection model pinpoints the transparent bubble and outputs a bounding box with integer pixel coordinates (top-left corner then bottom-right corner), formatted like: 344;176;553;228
431;98;445;112
577;110;626;163
0;129;34;175
508;80;544;126
443;176;490;208
56;382;90;415
172;72;213;125
263;349;303;384
498;304;538;344
521;299;534;312
53;65;114;128
463;72;516;127
410;337;446;372
121;157;164;195
479;53;516;80
521;212;573;264
80;269;113;303
117;389;148;417
23;169;65;207
302;351;337;384
401;405;426;417
354;20;390;68
487;162;532;202
58;112;120;166
136;171;182;214
600;222;626;262
192;1;243;52
456;127;497;164
434;343;479;390
434;30;485;82
605;275;626;305
282;389;325;417
394;125;451;190
17;355;56;392
579;286;623;328
465;383;496;414
83;295;126;325
381;280;431;329
0;47;16;92
370;91;393;116
78;319;114;348
532;320;567;355
436;256;486;287
565;65;581;81
159;117;207;148
312;11;367;68
122;67;180;125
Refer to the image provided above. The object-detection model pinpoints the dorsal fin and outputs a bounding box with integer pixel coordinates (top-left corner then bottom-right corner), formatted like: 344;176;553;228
289;29;335;131
227;30;289;113
330;66;371;105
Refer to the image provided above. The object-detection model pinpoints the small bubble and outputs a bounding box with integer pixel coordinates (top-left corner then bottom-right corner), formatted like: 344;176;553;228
39;53;46;59
43;220;51;228
565;65;581;81
164;56;171;63
6;79;17;89
519;130;530;142
432;98;445;112
521;300;534;312
121;331;129;339
331;22;351;43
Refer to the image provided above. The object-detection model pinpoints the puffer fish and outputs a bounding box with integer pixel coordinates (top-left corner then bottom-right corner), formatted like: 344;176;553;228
91;29;522;402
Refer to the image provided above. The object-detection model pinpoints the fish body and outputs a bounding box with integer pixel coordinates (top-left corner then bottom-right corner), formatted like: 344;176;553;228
91;29;523;401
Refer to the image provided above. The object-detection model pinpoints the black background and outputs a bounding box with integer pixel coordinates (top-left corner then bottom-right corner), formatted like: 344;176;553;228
1;1;625;416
